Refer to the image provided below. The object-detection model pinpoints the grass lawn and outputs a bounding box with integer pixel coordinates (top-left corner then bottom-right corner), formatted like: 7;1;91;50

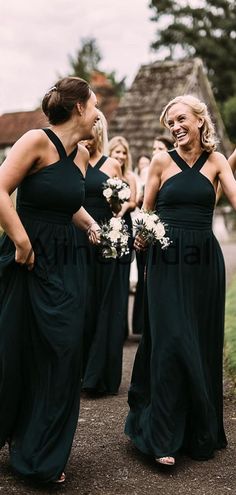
225;275;236;386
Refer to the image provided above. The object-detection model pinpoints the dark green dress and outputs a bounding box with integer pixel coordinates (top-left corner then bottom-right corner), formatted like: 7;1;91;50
132;250;146;334
78;156;127;395
125;150;227;460
0;129;86;482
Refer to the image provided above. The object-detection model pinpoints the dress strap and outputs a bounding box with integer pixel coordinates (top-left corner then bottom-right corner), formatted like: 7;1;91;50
168;149;210;172
69;146;78;161
94;155;108;169
193;150;210;171
42;128;67;159
168;149;189;171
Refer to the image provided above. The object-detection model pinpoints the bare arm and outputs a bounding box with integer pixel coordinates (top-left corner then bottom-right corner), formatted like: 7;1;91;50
117;170;137;217
73;146;100;243
217;153;236;209
216;149;236;204
110;159;122;179
142;155;162;211
134;155;162;251
229;149;236;174
0;130;45;266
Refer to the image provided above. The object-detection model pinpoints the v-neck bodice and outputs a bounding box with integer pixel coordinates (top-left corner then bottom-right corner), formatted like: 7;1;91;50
83;155;112;218
156;149;215;230
16;128;85;218
168;149;210;172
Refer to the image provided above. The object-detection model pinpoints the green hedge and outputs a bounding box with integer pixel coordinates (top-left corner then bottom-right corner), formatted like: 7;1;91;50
224;276;236;385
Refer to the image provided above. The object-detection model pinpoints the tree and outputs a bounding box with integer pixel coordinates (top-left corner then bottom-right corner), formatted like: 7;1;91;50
222;96;236;143
68;37;102;82
69;37;125;96
149;0;236;103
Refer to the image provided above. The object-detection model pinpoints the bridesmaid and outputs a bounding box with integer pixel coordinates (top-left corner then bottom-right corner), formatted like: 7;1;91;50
79;112;128;395
0;77;100;483
108;136;136;337
132;155;151;335
125;94;236;466
132;138;173;335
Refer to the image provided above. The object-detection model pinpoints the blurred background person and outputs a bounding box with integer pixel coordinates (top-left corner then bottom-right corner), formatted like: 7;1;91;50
152;134;174;155
79;112;128;396
108;136;136;338
134;154;151;207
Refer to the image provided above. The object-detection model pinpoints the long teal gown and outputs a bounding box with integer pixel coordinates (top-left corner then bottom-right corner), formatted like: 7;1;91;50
125;150;227;460
78;156;127;395
0;129;86;482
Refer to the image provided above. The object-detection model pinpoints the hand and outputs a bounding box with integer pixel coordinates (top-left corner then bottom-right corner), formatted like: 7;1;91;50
87;223;101;245
15;239;35;270
134;234;147;251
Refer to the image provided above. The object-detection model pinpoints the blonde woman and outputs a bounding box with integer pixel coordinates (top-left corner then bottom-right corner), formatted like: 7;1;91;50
79;113;128;396
125;95;236;466
108;136;136;337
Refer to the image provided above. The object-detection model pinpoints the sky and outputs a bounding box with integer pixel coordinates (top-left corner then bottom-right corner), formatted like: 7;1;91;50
0;0;159;114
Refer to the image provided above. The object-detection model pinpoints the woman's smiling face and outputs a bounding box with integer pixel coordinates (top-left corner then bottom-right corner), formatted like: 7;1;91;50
110;144;127;167
166;103;203;148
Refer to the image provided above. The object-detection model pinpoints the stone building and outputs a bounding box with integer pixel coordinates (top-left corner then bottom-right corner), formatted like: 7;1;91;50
108;58;233;166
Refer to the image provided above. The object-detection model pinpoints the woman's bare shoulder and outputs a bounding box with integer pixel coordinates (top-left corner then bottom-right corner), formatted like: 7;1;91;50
77;143;90;160
150;150;172;174
13;129;48;150
106;156;122;175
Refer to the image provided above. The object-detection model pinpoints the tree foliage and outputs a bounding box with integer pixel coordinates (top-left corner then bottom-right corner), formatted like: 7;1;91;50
222;96;236;143
149;0;236;103
68;37;125;96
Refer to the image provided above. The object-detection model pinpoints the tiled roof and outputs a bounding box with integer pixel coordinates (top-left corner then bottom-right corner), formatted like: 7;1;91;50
109;58;233;165
0;109;48;147
0;74;119;148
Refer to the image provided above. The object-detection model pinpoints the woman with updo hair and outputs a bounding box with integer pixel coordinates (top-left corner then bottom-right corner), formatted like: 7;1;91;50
0;76;100;483
125;94;236;467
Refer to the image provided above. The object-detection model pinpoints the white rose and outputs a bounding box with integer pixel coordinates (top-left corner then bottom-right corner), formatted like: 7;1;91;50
145;217;156;230
153;222;165;239
120;234;129;245
110;217;123;230
118;188;131;200
103;188;113;199
134;213;145;223
107;178;116;187
150;213;159;222
115;179;123;189
109;230;121;242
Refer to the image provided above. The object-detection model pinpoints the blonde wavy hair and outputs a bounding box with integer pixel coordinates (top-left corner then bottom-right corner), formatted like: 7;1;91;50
93;110;109;155
160;95;217;152
108;136;132;173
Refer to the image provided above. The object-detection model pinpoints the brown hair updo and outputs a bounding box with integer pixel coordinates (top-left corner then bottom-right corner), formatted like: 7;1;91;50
42;76;91;125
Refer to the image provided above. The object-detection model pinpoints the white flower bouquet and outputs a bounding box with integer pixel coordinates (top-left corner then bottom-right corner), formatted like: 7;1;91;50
103;177;131;213
133;209;171;249
99;217;130;259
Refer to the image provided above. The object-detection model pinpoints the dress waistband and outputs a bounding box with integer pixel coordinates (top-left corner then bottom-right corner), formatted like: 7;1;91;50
157;205;213;231
162;217;212;231
17;206;73;225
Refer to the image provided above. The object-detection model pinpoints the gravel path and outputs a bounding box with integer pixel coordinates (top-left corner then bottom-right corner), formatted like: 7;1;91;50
0;242;235;495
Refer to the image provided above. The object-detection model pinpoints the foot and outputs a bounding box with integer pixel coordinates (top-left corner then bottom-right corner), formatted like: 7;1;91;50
155;456;175;466
53;472;66;483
